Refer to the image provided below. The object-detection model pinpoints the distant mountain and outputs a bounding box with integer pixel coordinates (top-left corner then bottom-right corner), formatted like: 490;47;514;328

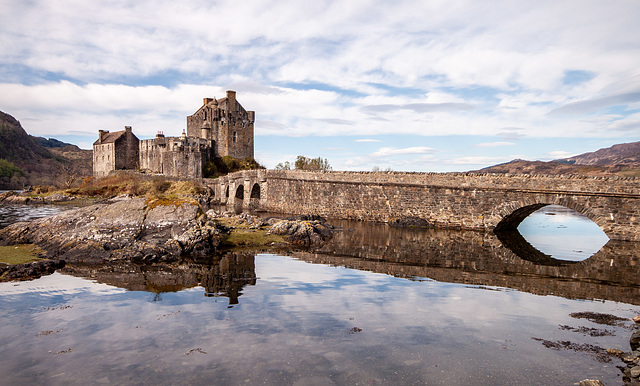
558;141;640;167
475;141;640;177
0;111;92;189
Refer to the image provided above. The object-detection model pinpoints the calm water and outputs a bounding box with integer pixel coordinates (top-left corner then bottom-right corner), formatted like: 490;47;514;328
0;203;638;385
518;205;610;261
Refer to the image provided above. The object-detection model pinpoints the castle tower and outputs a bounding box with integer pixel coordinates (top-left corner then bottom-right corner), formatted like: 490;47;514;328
185;90;254;159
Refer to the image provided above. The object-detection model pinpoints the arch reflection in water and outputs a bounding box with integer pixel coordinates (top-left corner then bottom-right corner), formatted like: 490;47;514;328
516;204;609;261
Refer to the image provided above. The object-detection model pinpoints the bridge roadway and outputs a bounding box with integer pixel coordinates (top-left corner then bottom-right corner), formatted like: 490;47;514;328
205;170;640;241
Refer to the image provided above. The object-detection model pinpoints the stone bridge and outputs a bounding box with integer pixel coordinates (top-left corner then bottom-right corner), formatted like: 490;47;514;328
204;170;640;241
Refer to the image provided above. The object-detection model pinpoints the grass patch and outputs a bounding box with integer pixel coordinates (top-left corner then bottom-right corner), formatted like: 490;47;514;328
145;195;199;211
0;244;44;265
221;228;285;248
30;173;206;201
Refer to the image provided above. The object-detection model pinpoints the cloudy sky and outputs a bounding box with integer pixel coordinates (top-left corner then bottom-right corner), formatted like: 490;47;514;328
1;0;639;171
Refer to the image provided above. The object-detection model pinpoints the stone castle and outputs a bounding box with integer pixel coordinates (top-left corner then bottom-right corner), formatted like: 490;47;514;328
93;90;254;178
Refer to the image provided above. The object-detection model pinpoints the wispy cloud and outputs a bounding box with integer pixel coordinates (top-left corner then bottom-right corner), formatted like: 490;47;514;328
370;147;436;157
475;141;515;148
355;139;382;143
1;1;639;169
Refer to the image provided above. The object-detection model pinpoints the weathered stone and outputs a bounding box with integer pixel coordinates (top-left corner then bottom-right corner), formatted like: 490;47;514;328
631;366;640;378
633;315;640;324
579;380;604;386
267;219;334;246
607;348;624;357
632;331;640;351
622;352;640;363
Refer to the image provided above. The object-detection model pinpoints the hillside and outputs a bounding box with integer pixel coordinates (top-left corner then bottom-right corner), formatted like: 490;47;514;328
559;141;640;166
0;111;92;189
475;141;640;177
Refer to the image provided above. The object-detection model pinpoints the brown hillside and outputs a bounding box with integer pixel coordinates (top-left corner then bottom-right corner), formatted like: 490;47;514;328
475;141;640;177
0;111;92;189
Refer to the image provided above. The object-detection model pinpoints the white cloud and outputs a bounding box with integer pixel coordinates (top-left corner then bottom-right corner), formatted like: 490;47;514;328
475;142;515;148
370;147;436;157
546;151;576;159
1;1;640;167
355;139;382;143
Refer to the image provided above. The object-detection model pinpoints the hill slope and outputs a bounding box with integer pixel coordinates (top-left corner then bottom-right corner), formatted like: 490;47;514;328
475;141;640;177
0;111;92;189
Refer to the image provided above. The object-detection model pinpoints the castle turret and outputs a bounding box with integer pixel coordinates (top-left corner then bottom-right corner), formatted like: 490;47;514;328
201;121;212;140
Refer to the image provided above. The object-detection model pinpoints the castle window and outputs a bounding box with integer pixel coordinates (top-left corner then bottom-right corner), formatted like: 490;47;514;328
233;132;237;143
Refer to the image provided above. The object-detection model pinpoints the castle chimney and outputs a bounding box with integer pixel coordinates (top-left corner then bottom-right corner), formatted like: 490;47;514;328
124;126;132;133
226;90;236;111
98;129;108;143
203;98;213;105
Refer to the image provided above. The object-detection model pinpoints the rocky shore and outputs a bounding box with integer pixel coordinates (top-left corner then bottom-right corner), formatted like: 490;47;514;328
0;197;335;281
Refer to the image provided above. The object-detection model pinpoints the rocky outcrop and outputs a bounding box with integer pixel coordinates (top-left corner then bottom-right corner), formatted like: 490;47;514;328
0;259;65;281
267;218;334;246
0;198;228;263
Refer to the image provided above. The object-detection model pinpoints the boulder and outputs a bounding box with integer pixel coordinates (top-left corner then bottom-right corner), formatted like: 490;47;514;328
267;219;334;246
631;331;640;351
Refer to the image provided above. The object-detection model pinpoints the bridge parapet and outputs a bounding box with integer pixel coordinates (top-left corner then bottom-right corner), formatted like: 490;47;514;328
208;170;640;241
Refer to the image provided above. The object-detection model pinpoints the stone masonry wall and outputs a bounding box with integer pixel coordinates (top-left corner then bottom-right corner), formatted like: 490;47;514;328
211;170;640;241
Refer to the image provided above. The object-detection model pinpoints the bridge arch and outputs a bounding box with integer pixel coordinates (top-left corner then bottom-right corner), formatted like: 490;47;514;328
493;200;600;232
250;183;260;199
235;185;244;200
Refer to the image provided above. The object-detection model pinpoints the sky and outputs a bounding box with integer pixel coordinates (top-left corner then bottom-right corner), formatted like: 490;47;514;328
0;0;639;172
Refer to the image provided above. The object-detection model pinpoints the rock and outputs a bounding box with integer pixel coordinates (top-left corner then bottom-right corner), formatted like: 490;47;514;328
622;352;640;363
631;366;640;378
389;216;431;228
631;331;640;351
0;198;228;264
267;219;334;246
0;259;65;281
579;380;604;386
286;214;326;222
633;315;640;324
607;348;624;357
43;194;75;203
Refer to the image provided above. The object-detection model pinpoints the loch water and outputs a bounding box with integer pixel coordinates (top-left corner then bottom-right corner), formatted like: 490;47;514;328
0;204;639;385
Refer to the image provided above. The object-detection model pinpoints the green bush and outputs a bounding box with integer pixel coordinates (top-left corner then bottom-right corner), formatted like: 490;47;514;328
0;159;23;178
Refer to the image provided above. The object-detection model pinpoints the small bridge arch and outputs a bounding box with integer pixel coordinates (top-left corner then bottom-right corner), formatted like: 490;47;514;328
235;185;244;200
250;183;260;199
493;200;600;233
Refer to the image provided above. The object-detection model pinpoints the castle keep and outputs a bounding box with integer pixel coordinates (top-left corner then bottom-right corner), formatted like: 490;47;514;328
93;90;254;178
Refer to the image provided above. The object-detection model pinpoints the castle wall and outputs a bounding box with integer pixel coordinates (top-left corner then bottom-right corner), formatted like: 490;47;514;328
139;136;213;178
116;128;139;171
93;144;116;178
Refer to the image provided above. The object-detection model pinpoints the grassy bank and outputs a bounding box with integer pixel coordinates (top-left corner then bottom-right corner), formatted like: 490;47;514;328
0;244;44;265
29;174;205;201
215;218;286;249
